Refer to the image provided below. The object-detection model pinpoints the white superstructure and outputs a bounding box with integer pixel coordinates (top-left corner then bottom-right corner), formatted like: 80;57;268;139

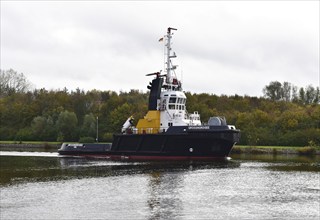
157;28;201;131
125;27;202;134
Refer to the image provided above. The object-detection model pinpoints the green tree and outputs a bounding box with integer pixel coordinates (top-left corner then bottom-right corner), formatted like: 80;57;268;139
56;110;78;141
110;103;132;132
304;85;320;104
291;85;299;103
44;116;56;141
299;87;305;104
263;81;282;101
15;127;34;141
31;116;47;140
282;82;292;102
310;105;320;128
80;113;96;138
31;115;56;141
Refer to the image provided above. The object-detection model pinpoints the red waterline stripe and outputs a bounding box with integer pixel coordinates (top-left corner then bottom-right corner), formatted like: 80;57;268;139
60;153;226;160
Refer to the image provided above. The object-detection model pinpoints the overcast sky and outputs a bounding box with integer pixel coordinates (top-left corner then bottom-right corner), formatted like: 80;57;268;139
1;1;319;96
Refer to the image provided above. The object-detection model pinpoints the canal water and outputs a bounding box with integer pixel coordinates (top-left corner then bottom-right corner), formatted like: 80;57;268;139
0;151;319;219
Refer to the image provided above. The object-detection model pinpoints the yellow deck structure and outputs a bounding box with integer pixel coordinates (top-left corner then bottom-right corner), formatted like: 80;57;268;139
136;110;160;134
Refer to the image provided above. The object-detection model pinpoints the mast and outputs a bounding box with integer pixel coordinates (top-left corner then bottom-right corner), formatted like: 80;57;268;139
165;27;178;90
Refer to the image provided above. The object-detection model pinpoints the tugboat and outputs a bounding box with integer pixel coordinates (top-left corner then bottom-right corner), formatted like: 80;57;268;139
58;27;240;160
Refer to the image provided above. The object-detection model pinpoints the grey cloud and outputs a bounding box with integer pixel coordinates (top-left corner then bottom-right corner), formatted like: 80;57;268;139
1;1;318;96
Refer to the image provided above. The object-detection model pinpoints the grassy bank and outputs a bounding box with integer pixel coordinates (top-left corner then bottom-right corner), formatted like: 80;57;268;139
0;141;62;145
0;141;61;151
231;145;320;156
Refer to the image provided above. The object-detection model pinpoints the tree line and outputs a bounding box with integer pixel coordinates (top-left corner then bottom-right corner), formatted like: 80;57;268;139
1;69;319;146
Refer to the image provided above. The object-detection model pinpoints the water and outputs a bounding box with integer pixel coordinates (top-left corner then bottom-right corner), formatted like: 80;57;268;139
1;152;319;219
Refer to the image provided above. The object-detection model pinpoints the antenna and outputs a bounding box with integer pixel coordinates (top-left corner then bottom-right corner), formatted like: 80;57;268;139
168;27;177;34
165;27;178;88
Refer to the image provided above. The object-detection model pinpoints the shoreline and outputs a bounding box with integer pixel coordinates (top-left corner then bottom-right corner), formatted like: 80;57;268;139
0;143;60;149
231;145;320;156
0;142;319;155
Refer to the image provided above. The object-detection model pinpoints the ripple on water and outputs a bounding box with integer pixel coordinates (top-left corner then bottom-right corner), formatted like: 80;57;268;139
0;155;319;219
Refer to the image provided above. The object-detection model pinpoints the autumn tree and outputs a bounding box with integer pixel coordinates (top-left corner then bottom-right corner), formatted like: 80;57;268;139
0;73;319;146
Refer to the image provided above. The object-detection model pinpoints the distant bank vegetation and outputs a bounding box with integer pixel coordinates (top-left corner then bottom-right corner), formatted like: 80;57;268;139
1;69;319;147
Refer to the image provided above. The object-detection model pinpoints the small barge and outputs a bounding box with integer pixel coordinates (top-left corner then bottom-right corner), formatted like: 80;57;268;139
58;27;240;160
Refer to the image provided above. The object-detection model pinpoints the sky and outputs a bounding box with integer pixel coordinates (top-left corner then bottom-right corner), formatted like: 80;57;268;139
1;1;319;97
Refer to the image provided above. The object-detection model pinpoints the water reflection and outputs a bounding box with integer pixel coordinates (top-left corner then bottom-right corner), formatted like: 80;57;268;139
231;153;320;163
1;151;319;187
0;154;239;186
1;152;319;219
231;154;320;172
147;171;183;219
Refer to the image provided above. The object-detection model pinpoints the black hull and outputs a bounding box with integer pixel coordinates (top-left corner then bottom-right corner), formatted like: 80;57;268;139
58;126;240;160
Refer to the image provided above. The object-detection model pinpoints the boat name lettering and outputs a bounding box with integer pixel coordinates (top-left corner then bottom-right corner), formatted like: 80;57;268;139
188;126;209;130
68;144;83;147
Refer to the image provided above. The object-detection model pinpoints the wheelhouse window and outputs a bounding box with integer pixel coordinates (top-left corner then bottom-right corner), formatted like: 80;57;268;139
169;97;176;103
167;95;186;111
